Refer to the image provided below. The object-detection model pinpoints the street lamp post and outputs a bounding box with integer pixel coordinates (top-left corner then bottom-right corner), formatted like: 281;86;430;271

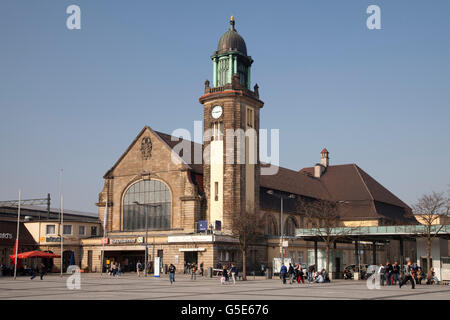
133;201;161;277
266;190;295;265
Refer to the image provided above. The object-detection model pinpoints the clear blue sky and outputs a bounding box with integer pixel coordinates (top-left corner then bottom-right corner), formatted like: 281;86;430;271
1;0;449;213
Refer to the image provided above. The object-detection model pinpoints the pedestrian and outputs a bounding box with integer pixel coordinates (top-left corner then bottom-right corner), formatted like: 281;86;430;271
297;265;304;284
392;261;400;285
168;263;176;284
399;261;415;289
416;266;424;284
280;264;287;284
26;264;36;280
191;264;197;280
427;268;439;285
288;263;295;284
221;265;229;284
378;264;385;286
385;261;392;285
200;262;204;277
230;264;237;285
38;262;46;280
136;261;142;277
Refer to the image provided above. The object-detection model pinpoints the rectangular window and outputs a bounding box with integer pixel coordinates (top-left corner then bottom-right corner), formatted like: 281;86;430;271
63;225;72;235
78;226;85;235
46;224;56;235
214;182;219;201
246;107;254;128
91;226;98;236
297;252;303;263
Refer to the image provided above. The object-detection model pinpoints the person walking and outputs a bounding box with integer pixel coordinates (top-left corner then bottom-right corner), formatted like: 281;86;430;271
200;262;204;277
168;263;176;284
399;261;415;289
288;263;295;284
38;262;46;280
230;264;237;285
280;264;288;284
136;261;142;277
191;264;197;280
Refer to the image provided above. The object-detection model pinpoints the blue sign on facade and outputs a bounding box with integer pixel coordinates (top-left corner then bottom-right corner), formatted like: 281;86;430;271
198;220;208;232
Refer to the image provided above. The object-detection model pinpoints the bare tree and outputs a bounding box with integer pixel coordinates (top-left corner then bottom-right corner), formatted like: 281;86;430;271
231;209;265;280
298;198;352;275
413;191;450;273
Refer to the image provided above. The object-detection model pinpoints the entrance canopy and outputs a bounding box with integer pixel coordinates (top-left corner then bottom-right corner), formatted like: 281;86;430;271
10;250;61;260
296;224;450;242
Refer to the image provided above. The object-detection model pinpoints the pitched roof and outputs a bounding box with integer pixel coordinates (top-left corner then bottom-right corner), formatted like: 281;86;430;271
299;164;415;223
259;165;330;200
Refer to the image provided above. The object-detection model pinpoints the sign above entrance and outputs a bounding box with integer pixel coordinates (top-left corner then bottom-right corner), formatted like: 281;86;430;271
179;248;206;252
110;238;137;245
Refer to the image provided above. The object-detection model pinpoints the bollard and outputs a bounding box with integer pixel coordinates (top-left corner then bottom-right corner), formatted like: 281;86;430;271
208;267;213;278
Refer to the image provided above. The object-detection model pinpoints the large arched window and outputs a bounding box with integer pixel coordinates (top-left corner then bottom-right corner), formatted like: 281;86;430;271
123;180;171;231
284;216;298;237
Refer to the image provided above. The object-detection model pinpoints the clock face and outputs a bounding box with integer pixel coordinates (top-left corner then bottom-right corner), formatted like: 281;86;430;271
211;105;223;119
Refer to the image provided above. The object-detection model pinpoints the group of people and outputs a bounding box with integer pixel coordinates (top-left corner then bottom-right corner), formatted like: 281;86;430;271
378;261;440;289
107;261;122;277
184;262;204;278
24;263;47;280
280;263;330;284
220;263;238;284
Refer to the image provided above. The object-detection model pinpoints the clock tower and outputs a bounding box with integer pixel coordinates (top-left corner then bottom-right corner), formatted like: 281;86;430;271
199;17;264;234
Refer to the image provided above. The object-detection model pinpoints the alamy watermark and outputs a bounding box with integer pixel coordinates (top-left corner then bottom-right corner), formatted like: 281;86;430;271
169;121;279;176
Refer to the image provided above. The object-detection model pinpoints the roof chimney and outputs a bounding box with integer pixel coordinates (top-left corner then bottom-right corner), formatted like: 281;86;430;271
320;148;329;167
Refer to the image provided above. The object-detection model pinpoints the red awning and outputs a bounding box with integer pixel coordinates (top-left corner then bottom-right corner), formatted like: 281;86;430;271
10;250;61;259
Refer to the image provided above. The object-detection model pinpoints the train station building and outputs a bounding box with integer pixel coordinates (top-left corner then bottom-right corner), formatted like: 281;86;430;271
78;17;419;276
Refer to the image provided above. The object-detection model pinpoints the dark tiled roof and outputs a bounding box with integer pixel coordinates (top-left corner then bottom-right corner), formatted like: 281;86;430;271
118;129;415;224
300;164;416;224
259;165;330;200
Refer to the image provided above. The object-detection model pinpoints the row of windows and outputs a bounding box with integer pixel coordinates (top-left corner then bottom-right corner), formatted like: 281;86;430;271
46;224;98;236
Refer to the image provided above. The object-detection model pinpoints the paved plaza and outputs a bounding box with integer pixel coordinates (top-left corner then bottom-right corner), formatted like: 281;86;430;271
0;273;449;300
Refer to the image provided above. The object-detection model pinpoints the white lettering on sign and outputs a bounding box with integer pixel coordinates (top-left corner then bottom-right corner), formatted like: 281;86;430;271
110;238;136;245
0;233;13;239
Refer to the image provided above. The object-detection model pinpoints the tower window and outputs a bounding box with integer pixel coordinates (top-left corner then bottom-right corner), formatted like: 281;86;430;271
212;121;223;141
246;107;254;128
218;58;229;86
214;182;219;201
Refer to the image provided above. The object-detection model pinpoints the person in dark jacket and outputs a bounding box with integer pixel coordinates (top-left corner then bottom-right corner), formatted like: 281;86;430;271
280;264;288;284
392;262;401;285
168;264;176;284
399;261;415;289
38;262;46;280
288;263;295;284
385;261;393;285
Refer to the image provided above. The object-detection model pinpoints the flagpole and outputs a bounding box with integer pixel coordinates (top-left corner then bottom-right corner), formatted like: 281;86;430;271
13;189;21;280
60;194;64;277
100;200;108;278
59;169;63;277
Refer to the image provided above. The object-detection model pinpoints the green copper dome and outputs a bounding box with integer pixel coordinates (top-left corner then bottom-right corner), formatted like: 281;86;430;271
217;16;247;56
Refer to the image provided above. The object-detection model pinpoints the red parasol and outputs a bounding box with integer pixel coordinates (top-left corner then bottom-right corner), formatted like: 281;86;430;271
10;250;61;260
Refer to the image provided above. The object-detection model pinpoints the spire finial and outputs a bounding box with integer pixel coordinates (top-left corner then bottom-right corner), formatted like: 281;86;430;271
230;16;235;30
